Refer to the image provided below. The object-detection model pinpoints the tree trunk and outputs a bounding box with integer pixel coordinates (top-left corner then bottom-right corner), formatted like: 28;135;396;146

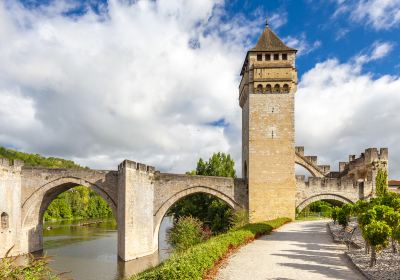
370;246;376;267
365;240;370;254
392;238;397;253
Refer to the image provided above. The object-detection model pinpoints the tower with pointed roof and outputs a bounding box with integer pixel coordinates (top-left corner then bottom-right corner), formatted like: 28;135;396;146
240;20;297;222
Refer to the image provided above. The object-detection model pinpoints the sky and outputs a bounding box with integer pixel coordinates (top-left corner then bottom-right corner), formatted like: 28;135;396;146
0;0;400;178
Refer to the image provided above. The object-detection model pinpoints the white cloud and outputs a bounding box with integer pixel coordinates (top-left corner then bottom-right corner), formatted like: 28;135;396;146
0;0;259;172
283;33;321;56
354;41;394;65
269;12;288;30
296;58;400;178
334;0;400;30
1;0;400;181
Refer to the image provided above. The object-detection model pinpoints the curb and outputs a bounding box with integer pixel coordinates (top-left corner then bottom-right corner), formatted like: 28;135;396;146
344;252;372;280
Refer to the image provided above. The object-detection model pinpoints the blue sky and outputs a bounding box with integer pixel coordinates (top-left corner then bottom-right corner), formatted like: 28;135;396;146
1;0;400;178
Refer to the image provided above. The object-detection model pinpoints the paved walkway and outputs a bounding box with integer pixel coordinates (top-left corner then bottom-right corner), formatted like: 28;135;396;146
216;220;365;280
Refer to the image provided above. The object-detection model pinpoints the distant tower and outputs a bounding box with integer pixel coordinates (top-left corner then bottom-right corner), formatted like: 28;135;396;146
239;20;298;222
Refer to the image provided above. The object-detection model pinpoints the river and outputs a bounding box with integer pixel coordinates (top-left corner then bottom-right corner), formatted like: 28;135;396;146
34;217;173;280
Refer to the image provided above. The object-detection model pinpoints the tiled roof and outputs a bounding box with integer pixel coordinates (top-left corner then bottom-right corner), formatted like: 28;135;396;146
250;24;296;52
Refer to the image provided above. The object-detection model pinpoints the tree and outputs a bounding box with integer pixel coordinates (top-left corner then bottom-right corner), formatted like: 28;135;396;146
363;220;391;267
376;169;388;197
383;208;400;253
169;152;236;234
167;216;206;251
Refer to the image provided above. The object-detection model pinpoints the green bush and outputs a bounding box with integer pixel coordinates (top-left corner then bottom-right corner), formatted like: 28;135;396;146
0;254;59;280
337;209;348;228
167;216;206;251
133;217;291;280
363;220;391;267
331;207;339;224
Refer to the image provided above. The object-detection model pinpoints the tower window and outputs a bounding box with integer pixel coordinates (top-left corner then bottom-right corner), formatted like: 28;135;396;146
256;84;263;93
265;84;272;93
282;84;289;93
257;54;262;61
273;84;280;93
1;212;9;229
265;54;271;61
282;53;288;60
273;54;279;60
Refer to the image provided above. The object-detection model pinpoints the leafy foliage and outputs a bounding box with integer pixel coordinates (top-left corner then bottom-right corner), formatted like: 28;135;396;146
44;186;113;221
334;189;400;266
0;254;59;280
133;218;290;280
167;216;207;251
376;169;388;196
169;152;236;234
0;146;84;169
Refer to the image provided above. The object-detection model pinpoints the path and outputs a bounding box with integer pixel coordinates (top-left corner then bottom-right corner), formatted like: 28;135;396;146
216;220;365;280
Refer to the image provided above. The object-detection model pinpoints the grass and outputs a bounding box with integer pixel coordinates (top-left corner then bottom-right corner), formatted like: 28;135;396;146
132;217;291;280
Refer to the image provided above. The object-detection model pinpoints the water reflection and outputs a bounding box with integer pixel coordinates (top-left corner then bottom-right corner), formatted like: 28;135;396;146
34;217;173;280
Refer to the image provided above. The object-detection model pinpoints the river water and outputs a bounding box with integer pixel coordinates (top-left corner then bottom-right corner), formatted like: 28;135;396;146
34;217;173;280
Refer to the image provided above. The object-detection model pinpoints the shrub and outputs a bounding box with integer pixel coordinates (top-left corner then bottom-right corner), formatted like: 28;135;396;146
0;253;59;280
363;220;391;267
337;208;348;228
331;207;339;224
229;209;249;230
133;217;291;280
167;216;206;251
376;169;388;197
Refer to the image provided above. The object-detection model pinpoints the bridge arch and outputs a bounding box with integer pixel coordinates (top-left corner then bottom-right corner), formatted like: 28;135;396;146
295;152;325;178
22;176;117;229
153;186;240;246
296;193;354;212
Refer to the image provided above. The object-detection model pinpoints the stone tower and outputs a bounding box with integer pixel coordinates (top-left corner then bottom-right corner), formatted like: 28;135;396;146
239;21;297;222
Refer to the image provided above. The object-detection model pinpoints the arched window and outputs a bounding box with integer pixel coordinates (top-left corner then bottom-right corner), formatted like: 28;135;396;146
265;84;272;94
1;212;9;229
273;84;280;93
256;84;263;94
282;84;289;93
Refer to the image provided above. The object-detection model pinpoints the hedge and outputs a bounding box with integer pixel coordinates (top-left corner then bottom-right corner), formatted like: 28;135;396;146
132;217;291;280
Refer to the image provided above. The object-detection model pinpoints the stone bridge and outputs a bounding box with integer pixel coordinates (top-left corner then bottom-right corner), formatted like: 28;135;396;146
0;146;387;261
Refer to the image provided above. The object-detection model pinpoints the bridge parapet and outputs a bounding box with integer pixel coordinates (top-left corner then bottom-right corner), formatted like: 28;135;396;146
118;159;156;173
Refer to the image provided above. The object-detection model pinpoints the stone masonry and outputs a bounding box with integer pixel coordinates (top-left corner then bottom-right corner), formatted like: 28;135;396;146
0;21;389;261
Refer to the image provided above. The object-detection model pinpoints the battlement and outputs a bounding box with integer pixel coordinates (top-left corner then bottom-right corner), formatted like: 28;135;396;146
298;176;357;189
295;146;304;156
0;158;24;168
118;160;155;173
342;147;388;174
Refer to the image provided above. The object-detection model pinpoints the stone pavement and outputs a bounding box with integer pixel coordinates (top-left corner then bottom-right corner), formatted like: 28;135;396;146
216;220;365;280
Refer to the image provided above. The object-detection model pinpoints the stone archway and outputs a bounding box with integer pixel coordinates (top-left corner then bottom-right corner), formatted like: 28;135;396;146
296;193;354;212
152;186;240;248
21;177;117;253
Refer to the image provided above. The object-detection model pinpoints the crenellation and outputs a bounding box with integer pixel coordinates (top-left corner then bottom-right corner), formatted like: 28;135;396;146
339;162;347;172
380;148;388;160
296;175;305;182
295;146;304;156
318;165;330;174
305;156;317;165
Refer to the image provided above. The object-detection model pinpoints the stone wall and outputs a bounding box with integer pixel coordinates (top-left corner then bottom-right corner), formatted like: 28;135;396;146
0;159;23;257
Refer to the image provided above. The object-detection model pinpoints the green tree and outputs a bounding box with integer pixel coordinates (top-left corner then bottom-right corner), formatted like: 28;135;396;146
383;207;400;253
169;152;236;234
376;169;388;196
167;216;206;251
363;220;391;267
